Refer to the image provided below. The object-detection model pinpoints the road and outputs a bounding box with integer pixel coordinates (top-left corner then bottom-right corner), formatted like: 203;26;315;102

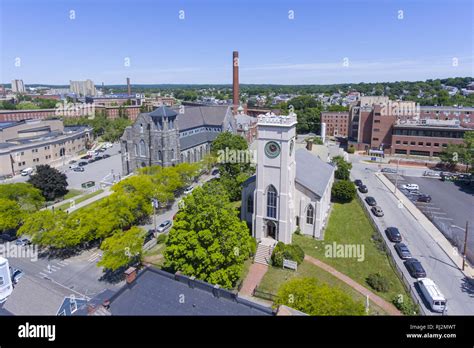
350;155;474;315
1;143;122;190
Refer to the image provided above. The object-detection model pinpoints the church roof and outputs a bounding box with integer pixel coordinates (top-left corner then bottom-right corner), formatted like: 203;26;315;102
174;105;229;131
179;131;220;150
295;148;334;198
149;105;178;118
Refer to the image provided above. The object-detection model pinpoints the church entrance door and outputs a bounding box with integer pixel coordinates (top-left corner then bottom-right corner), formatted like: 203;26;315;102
266;221;277;240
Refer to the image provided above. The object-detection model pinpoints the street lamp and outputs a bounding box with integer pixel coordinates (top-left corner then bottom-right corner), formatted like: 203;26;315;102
394;157;401;194
151;198;159;233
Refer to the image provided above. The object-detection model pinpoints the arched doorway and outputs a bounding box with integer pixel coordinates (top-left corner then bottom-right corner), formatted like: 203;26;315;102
266;220;277;240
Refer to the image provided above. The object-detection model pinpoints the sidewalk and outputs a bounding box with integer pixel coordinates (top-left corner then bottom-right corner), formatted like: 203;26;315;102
239;263;268;296
375;172;474;279
304;255;402;315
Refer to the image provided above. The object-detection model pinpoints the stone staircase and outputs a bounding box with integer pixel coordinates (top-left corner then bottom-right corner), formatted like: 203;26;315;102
254;242;275;265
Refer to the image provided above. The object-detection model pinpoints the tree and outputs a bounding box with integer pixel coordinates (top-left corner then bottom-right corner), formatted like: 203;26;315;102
331;180;356;203
28;165;68;201
0;199;24;232
335;161;351;180
98;226;145;271
439;144;470;171
0;183;44;212
163;186;253;289
275;277;365;315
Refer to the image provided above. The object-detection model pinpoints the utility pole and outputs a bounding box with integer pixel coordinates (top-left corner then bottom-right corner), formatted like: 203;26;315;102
394;158;401;194
151;198;159;233
462;221;469;271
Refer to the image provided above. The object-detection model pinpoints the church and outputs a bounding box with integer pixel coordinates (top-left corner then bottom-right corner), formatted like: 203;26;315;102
241;112;334;244
120;104;238;174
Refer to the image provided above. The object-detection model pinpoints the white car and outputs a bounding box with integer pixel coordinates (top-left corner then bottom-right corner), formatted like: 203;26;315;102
402;184;419;191
183;186;194;195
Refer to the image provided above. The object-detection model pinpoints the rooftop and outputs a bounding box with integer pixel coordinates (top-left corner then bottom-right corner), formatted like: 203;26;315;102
90;267;273;316
295;148;335;198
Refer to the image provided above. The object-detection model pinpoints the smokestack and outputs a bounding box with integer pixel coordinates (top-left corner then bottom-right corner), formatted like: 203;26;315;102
232;51;239;115
126;77;131;96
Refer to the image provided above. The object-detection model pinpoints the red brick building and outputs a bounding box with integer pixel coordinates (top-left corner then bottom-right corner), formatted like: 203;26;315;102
321;111;349;137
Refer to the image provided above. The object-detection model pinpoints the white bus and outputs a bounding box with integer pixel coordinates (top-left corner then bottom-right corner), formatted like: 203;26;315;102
418;278;447;313
0;257;13;304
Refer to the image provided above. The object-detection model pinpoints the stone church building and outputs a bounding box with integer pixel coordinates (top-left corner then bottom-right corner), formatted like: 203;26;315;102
120;105;237;174
241;112;335;244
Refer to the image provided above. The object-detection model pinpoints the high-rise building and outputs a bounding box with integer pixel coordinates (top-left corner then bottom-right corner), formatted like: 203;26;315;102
69;79;96;97
11;79;25;93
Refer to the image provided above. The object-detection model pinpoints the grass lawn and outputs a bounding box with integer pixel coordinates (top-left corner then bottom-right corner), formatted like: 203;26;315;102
292;199;411;306
143;243;166;268
56;189;104;211
63;189;82;200
258;261;389;315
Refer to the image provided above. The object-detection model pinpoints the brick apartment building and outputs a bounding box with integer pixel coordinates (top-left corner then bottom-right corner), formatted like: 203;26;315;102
348;96;473;157
321;111;349;137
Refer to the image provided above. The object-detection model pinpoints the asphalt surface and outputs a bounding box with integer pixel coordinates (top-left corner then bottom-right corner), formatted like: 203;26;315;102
1;143;122;190
385;174;474;264
350;156;474;315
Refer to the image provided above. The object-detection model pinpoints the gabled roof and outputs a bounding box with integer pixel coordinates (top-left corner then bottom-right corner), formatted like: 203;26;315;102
295;148;334;198
174;105;229;131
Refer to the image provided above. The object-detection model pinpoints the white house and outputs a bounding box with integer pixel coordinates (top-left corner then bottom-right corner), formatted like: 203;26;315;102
241;112;334;244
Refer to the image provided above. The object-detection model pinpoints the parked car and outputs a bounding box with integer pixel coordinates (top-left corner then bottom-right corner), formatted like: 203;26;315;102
15;238;31;246
0;233;17;243
183;186;194;195
394;243;412;259
143;230;155;244
404;258;427;278
354;179;363;187
365;196;377;206
102;154;110;159
9;267;24;284
417;194;432;203
211;168;220;176
73;167;85;172
78;161;88;167
157;220;172;233
385;227;402;242
69;164;79;170
402;184;419;191
69;160;77;165
20;168;34;176
423;170;441;177
87;158;96;164
418;278;447;313
381;168;397;174
408;190;421;196
371;206;384;217
358;185;368;193
95;156;103;161
80;155;90;160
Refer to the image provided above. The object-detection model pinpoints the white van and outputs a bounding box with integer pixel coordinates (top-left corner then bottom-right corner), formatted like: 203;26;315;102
20;167;33;176
418;278;447;313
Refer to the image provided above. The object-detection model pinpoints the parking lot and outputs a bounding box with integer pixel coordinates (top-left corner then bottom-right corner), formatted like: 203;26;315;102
385;174;474;265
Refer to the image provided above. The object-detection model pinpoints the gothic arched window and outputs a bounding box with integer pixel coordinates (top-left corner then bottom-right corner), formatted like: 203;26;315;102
266;185;277;219
139;140;146;157
306;204;314;225
158;150;162;161
171;149;175;160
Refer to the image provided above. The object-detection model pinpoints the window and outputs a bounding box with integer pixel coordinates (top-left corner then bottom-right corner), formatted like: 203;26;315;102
247;195;253;214
426;142;431;146
139;140;146;157
418;142;423;146
373;129;380;132
306;204;314;224
396;140;401;144
171;149;175;160
374;120;381;123
434;143;439;147
442;143;448;148
372;138;379;141
266;185;277;219
158;150;162;161
395;149;407;154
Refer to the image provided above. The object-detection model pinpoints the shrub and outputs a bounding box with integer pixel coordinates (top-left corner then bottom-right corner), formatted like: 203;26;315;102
271;242;305;267
294;227;302;235
392;294;419;315
331;180;356;203
347;146;355;154
156;233;168;244
371;233;387;253
366;273;391;293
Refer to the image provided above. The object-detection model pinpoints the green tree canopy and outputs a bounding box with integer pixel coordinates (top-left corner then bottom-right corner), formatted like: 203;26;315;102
275;277;366;315
98;226;145;271
164;186;254;289
331;180;356;203
0;198;24;232
28;165;68;201
0;182;44;212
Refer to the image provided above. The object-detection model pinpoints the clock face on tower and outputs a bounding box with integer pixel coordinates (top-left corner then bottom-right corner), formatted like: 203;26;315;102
264;141;281;158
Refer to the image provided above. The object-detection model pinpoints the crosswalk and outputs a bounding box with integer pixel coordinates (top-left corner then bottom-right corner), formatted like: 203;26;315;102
87;252;102;263
38;259;72;278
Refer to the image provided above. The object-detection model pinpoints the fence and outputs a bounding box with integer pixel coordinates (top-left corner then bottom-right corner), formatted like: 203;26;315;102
252;287;278;302
355;193;427;315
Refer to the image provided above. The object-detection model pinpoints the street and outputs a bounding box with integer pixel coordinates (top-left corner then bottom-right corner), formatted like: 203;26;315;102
350;155;474;315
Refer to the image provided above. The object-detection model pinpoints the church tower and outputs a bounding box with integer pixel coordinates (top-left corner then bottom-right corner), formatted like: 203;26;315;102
254;112;297;244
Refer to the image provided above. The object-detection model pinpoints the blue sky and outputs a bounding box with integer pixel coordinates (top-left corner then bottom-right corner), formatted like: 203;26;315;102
1;0;473;85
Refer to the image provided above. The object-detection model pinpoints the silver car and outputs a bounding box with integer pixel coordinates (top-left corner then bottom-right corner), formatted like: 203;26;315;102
157;220;172;233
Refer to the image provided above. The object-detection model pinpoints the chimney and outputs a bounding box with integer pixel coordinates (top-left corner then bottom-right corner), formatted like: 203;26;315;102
126;77;131;96
124;266;137;284
232;51;239;115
